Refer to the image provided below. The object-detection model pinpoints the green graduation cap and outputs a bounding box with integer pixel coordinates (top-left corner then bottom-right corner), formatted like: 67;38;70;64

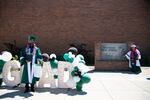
28;34;37;41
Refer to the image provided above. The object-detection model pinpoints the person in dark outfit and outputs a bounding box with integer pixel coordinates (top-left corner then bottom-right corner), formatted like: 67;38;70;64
125;44;142;74
20;35;42;92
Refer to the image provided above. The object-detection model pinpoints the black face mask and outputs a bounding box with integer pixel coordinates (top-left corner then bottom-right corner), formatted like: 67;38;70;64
50;57;55;61
28;43;34;48
43;56;49;62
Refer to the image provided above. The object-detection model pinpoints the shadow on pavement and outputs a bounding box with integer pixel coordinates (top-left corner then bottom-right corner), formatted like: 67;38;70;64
146;78;150;80
90;70;139;75
0;86;87;99
36;88;87;96
0;86;33;99
121;71;138;74
67;89;87;96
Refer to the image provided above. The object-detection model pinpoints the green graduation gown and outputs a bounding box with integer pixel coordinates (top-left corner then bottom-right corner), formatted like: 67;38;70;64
20;47;42;84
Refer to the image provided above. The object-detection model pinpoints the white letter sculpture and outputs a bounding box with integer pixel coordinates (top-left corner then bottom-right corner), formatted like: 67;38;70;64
2;60;21;86
38;62;56;88
58;61;73;88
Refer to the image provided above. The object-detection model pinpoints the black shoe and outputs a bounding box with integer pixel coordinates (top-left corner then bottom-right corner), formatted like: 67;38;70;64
31;84;35;92
24;83;29;93
24;88;29;93
31;88;35;92
0;78;2;87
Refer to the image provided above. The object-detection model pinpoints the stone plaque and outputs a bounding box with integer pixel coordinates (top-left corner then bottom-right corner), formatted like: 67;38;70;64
100;43;128;60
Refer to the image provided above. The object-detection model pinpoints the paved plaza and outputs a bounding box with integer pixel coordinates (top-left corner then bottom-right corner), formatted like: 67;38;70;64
0;67;150;100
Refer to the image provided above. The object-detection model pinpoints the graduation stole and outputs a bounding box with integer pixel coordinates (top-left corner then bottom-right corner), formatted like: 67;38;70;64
25;44;36;83
130;49;138;65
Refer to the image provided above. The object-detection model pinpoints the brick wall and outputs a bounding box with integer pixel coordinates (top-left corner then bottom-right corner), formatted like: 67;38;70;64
0;0;150;66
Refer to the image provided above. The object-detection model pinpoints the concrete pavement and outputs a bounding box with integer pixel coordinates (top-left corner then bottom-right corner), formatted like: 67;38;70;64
0;67;150;100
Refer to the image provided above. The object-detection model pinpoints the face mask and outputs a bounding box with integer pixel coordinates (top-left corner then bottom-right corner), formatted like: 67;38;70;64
27;44;34;49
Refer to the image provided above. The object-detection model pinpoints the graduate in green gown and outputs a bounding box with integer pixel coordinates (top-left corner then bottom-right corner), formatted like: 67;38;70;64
20;35;42;93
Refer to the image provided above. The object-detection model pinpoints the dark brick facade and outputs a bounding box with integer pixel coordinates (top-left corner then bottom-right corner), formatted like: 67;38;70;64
0;0;150;66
